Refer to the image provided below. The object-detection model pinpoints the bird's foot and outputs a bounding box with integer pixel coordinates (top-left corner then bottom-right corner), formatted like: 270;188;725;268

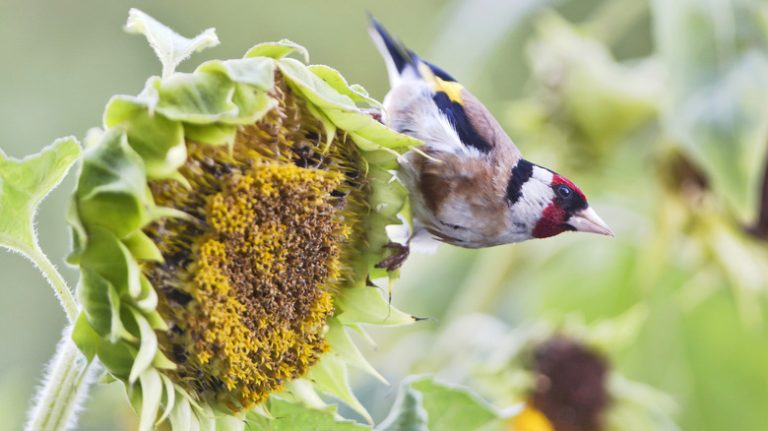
375;242;410;271
362;108;383;124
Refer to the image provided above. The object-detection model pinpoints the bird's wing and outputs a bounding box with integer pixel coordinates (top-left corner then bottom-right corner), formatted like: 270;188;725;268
369;15;522;161
426;71;521;159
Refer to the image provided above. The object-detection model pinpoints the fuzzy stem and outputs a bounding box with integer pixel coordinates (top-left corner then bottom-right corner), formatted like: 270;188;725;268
22;243;79;323
25;329;96;431
19;243;92;430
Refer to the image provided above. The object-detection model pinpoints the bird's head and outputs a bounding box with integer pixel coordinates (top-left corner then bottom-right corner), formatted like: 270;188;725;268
506;160;613;241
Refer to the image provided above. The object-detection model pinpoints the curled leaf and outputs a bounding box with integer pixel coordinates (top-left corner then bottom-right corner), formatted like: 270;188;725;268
125;8;220;79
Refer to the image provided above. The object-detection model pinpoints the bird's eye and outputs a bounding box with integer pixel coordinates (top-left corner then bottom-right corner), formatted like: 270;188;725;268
555;185;573;199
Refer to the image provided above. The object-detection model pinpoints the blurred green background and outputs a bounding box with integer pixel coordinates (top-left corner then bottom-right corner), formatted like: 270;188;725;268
2;0;768;430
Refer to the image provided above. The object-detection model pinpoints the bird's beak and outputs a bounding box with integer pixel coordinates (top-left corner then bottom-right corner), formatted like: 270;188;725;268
568;207;613;237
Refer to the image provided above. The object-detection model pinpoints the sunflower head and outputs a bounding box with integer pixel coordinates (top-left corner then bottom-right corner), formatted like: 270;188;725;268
69;10;419;429
518;336;610;431
502;312;678;431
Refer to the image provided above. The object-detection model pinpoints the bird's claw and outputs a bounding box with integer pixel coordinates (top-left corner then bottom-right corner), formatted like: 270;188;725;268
375;242;410;271
362;108;383;124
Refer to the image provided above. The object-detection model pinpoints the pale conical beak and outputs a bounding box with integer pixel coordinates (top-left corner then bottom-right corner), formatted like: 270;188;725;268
568;207;614;237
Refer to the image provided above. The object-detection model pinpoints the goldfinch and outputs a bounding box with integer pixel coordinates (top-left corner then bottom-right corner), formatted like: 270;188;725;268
368;17;612;269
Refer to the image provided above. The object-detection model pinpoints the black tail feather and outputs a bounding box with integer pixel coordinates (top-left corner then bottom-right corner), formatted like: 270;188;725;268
367;13;416;75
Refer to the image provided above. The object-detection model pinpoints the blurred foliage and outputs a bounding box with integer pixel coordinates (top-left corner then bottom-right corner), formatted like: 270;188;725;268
2;0;768;430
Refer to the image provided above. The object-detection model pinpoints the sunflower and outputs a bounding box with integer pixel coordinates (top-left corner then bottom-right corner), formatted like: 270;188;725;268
496;314;680;431
68;10;419;430
511;336;609;431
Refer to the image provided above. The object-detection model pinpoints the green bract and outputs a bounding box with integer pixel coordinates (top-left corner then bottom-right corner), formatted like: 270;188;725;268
68;10;419;430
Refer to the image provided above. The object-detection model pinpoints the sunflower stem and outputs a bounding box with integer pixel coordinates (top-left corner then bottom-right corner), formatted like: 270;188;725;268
18;240;92;430
22;243;79;323
25;328;96;431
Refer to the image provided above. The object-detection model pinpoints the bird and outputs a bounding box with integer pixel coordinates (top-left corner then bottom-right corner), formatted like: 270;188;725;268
368;16;612;270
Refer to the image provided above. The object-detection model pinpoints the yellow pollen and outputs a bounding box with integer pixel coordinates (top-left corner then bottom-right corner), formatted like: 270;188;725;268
143;75;366;411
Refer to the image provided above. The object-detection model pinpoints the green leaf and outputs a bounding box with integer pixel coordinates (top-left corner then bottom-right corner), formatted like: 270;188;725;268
122;230;163;263
78;227;142;299
307;65;381;107
157;375;176;424
326;318;387;384
71;313;100;362
77;270;116;336
151;72;275;125
129;309;159;383
103;96;186;180
75;128;150;239
0;137;81;321
153;72;238;123
184;123;238;146
94;337;135;380
278;58;358;110
0;136;80;253
198;57;276;90
335;286;415;327
376;384;428;431
134;274;160;313
244;39;309;62
169;396;194;431
137;368;163;431
245;397;369;431
231;84;278;125
125;8;220;79
363;164;411;281
307;354;372;423
378;377;504;431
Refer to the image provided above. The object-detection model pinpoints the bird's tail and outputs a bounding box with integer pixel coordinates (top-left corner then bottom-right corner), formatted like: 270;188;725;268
367;14;418;87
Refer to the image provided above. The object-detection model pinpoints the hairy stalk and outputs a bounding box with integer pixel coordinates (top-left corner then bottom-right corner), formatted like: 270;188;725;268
22;243;79;323
21;246;92;431
25;328;96;431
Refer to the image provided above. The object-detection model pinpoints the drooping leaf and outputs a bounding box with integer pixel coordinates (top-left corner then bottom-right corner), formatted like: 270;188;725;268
125;8;220;79
151;72;275;125
198;57;276;90
103;96;186;180
74;129;150;239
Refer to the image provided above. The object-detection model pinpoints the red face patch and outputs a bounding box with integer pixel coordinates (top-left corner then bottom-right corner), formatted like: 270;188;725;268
551;174;586;201
532;203;569;238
